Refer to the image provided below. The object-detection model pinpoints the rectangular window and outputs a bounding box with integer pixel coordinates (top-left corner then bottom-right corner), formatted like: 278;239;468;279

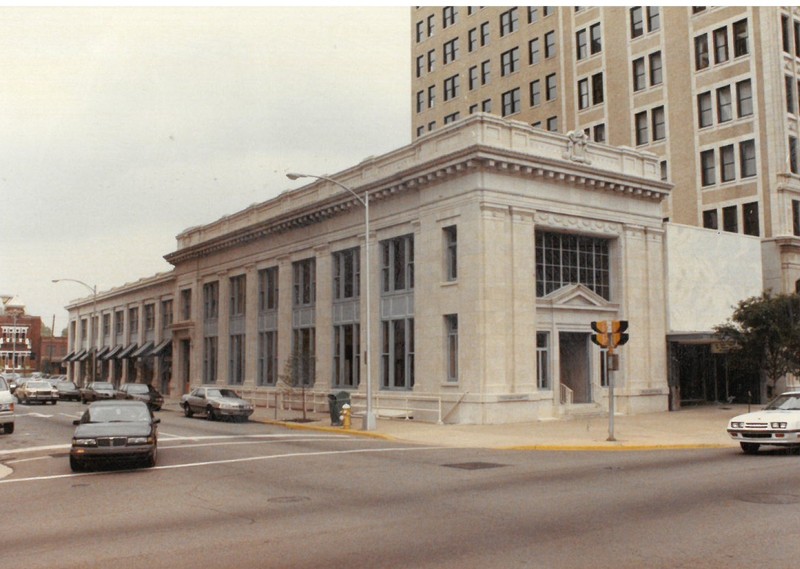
594;123;606;143
635;111;648;145
381;234;414;293
500;8;519;36
416;91;424;114
786;75;795;114
651;105;665;141
592;72;604;105
793;200;800;236
576;29;588;60
723;205;738;233
632;58;646;91
292;258;316;307
333;248;360;301
630;7;644;38
445;315;458;383
733;19;749;57
717;86;732;123
469;66;478;90
529;38;540;65
443;112;460;124
535;231;611;300
415;55;424;78
427;14;435;37
578;79;589;110
128;307;139;336
115;310;124;335
713;27;729;64
468;28;478;52
203;336;217;383
428;85;435;108
590;23;602;54
427;49;436;72
229;334;245;385
530;80;540;107
291;327;316;387
739;139;756;178
736;79;753;117
333;323;360;388
649;51;662;85
698;92;712;128
481;60;491;85
743;202;759;236
257;330;277;386
443;38;459;64
547;116;558;132
443;74;460;101
546;73;557;101
381;318;415;390
695;34;709;70
443;6;457;28
258;267;278;312
703;209;719;230
444;225;457;281
480;21;490;46
660;160;668;181
536;332;550;390
646;6;660;31
720;144;736;182
144;303;155;331
501;47;520;76
790;136;799;175
502;88;521;116
545;31;556;58
701;149;716;186
782;14;791;53
482;99;492;112
180;289;191;321
415;21;424;43
528;7;539;24
229;274;246;317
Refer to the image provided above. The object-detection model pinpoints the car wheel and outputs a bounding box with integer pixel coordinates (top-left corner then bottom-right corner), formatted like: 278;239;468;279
183;403;193;418
740;442;760;454
69;456;83;472
52;400;57;405
2;423;13;434
206;406;217;421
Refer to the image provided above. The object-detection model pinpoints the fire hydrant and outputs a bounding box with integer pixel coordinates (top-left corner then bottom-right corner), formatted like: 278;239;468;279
340;403;351;429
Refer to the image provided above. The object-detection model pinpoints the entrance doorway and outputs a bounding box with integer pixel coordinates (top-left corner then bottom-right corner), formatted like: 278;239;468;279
559;332;592;403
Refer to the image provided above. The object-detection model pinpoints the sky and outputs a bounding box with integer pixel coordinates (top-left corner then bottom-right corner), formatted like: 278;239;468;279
0;6;411;334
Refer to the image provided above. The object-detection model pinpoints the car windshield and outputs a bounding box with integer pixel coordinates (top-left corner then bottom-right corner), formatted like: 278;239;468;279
765;394;800;411
125;384;148;393
206;388;240;399
57;382;77;389
28;381;51;389
93;383;114;390
88;405;151;423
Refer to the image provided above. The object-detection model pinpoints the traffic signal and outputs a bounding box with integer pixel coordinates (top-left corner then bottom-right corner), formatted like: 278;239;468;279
590;321;610;349
611;320;629;348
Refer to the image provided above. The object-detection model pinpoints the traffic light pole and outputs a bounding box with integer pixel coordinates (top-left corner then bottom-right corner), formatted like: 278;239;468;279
606;351;616;442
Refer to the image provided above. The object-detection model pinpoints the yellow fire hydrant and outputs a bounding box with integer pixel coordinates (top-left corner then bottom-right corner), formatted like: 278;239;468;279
340;403;351;429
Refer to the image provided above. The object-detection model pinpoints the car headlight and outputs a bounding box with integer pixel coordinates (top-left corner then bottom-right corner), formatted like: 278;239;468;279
72;438;97;447
730;422;744;429
771;422;788;429
127;436;154;445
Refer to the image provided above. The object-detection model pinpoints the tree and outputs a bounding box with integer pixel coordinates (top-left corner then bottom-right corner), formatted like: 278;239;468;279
714;292;800;400
278;348;315;422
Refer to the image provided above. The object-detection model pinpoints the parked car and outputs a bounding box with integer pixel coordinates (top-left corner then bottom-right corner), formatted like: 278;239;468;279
16;380;59;405
1;373;21;394
55;380;81;402
0;377;14;434
116;383;164;411
80;381;116;403
727;390;800;454
181;387;254;421
70;400;159;471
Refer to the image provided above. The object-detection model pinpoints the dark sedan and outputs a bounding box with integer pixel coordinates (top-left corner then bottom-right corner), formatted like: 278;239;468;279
70;400;159;472
80;381;116;403
116;383;164;411
55;380;81;402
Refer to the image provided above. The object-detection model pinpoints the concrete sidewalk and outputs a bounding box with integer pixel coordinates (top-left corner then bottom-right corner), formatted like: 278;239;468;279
166;399;748;451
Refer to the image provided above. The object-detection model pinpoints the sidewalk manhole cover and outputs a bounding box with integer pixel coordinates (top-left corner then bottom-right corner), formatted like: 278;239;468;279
739;493;800;505
443;462;506;470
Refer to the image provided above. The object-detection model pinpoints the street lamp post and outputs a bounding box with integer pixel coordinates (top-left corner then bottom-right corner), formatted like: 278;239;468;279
53;278;97;385
286;172;376;431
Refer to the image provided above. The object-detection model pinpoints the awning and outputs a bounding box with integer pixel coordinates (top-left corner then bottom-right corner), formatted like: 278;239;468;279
132;341;154;358
95;346;110;359
100;345;123;361
117;343;138;359
72;349;88;362
150;339;172;357
61;351;75;363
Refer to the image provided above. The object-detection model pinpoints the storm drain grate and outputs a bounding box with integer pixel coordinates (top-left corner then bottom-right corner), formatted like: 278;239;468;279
442;462;507;470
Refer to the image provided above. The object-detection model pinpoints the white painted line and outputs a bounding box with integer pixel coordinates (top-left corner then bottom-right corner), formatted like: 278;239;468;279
0;446;446;485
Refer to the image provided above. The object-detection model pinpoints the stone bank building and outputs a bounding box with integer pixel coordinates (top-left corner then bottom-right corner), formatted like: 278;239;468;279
64;116;672;423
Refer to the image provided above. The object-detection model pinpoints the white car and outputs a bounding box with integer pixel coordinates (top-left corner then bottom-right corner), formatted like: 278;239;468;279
727;390;800;454
0;377;14;434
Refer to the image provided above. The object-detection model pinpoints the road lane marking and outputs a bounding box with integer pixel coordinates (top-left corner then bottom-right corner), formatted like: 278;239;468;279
0;446;446;485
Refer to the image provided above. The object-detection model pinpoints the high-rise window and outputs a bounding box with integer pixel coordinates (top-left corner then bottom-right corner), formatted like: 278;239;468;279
592;73;604;105
481;60;491;85
695;34;709;70
790;136;799;175
736;79;753;117
651;106;665;141
723;205;738;233
500;7;519;36
529;38;540;65
578;79;590;110
700;149;716;186
469;66;478;90
501;47;520;76
733;19;749;57
632;58;646;91
428;85;435;108
443;38;459;64
649;51;662;85
646;6;660;31
786;75;795;114
545;31;556;58
443;6;457;28
697;92;712;128
739;139;756;178
743;202;759;236
590;23;602;54
530;80;541;106
713;27;729;64
502;88;521;116
482;99;492;112
545;73;557;101
443;74;460;100
793;200;800;236
630;7;644;38
468;28;478;52
720;144;736;182
576;29;588;60
480;21;490;46
717;86;732;123
703;209;719;230
547;116;558;132
635;111;648;145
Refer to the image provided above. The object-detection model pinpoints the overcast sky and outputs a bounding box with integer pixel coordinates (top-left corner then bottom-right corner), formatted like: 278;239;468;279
0;6;410;333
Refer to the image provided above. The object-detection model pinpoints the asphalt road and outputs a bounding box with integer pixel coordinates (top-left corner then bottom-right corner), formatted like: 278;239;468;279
2;401;799;569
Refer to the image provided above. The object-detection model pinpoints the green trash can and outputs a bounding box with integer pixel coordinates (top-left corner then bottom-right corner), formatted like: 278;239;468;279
327;391;351;426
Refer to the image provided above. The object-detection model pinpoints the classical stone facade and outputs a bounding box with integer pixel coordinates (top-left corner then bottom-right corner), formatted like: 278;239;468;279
64;115;671;423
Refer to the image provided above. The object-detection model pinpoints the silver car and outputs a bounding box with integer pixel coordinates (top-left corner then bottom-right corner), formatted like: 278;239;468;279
16;380;59;405
181;387;254;422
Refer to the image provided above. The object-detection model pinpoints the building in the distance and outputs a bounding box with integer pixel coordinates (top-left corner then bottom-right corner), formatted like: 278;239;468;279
0;295;43;373
411;6;800;293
